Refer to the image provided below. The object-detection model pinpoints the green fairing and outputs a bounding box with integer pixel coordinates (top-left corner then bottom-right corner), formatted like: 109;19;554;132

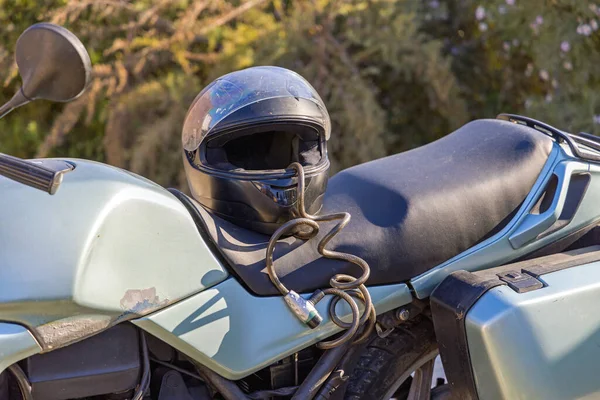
133;278;413;380
0;159;228;350
0;323;41;374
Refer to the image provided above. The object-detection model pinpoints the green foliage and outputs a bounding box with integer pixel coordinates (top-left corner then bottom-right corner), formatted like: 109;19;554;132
423;0;600;132
0;0;599;189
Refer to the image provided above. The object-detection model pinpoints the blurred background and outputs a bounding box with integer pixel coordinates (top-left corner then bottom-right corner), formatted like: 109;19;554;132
0;0;598;191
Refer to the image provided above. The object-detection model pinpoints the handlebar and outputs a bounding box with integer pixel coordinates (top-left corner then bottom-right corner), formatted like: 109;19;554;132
0;153;72;194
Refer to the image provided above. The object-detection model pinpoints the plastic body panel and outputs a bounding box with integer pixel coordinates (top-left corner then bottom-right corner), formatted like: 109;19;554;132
133;278;412;380
0;159;228;350
0;323;41;374
412;143;600;297
466;260;600;400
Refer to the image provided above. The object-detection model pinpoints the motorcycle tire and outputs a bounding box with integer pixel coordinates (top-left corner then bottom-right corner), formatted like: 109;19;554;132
344;315;438;400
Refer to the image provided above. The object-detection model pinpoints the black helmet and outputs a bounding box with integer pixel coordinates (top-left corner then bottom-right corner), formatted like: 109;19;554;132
182;66;331;234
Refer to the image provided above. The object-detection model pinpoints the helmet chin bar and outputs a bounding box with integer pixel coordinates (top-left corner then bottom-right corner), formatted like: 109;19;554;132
251;181;297;207
183;146;329;235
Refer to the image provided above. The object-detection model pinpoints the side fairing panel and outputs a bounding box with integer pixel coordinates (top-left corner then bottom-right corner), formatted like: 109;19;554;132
133;279;412;380
0;323;41;374
0;159;227;350
467;261;600;400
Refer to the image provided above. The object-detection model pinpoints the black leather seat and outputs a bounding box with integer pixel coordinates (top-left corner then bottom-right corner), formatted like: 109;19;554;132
177;119;554;296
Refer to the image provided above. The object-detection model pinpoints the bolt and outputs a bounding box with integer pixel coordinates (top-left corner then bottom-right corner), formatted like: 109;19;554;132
165;372;181;388
397;308;410;321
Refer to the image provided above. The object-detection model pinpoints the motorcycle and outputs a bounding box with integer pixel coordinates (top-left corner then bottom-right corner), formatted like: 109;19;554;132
1;22;600;400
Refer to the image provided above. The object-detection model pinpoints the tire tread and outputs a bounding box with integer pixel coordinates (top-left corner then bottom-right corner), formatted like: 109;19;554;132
344;315;437;400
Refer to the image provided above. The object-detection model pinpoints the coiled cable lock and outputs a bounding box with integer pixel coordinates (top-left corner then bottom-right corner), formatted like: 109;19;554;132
266;162;375;349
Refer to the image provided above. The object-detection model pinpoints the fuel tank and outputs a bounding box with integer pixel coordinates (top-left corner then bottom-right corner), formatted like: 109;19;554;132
0;159;228;351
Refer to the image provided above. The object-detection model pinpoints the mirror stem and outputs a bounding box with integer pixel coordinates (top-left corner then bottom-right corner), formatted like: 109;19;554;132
0;88;30;120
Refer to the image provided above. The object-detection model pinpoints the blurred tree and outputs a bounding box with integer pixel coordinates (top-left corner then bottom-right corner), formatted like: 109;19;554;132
0;0;599;189
423;0;600;132
209;0;467;169
0;0;64;159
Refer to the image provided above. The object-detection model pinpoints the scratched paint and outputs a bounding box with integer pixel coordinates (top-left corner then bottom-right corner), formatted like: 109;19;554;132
120;287;169;314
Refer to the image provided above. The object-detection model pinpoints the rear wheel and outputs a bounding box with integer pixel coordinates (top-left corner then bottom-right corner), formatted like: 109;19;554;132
344;315;438;400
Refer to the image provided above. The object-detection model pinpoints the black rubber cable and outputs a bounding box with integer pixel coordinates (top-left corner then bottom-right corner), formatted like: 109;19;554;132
8;364;32;400
247;386;299;399
132;331;151;400
266;162;375;349
290;342;351;399
150;357;205;381
152;355;294;399
195;363;249;400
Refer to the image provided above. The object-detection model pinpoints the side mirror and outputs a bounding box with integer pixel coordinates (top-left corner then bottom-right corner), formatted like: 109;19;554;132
0;22;91;117
0;23;91;194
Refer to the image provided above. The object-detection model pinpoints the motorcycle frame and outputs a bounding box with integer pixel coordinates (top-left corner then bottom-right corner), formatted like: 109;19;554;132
1;115;600;386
